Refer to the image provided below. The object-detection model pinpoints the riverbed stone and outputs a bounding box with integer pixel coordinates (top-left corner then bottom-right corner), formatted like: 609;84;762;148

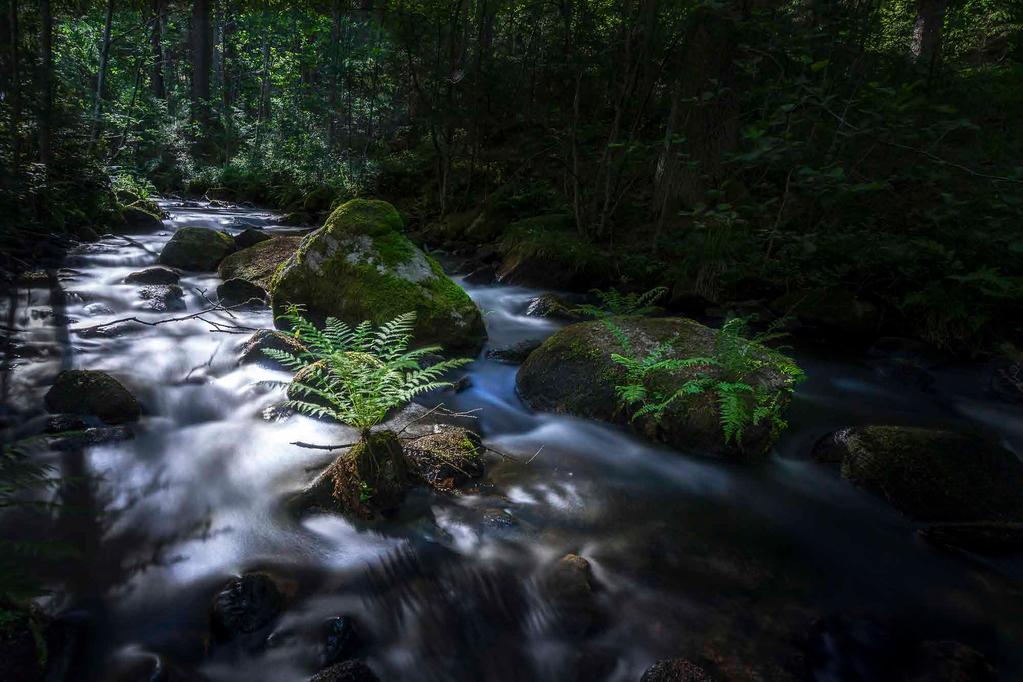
320;616;361;668
234;227;272;250
158;227;235;271
640;659;715;682
813;426;1023;522
525;293;584;321
269;199;485;352
403;427;484;491
219;236;302;290
210;573;283;641
309;660;380;682
120;205;164;231
486;339;542;363
217;278;267;305
124;265;180;285
238;329;307;367
138;284;185;312
45;370;141;425
516;316;798;459
544;553;599;636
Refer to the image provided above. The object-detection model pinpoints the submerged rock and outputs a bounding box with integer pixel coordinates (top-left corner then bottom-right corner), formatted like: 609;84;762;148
320;616;361;668
138;284;185;312
403;428;484;491
269;199;485;352
517;316;797;459
814;426;1023;522
120;205;164;231
525;293;584;321
158;227;235;271
640;659;715;682
45;370;141;425
238;329;307;368
919;521;1023;554
234;227;272;250
486;338;542;363
309;660;380;682
218;236;302;290
124;265;180;285
218;278;267;305
544;553;599;637
210;573;283;641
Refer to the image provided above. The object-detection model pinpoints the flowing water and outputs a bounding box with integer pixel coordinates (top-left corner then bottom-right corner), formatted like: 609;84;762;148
2;201;1022;681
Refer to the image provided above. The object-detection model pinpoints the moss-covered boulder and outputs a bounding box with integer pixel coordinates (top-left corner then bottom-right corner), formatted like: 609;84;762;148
234;227;271;250
119;205;164;231
44;369;141;424
158;227;235;271
270;199;485;352
516;316;795;459
218;236;302;290
814;426;1023;522
497;214;612;289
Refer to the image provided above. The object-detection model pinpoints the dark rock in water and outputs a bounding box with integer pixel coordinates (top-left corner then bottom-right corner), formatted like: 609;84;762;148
234;227;272;250
904;641;997;682
45;370;141;424
217;278;267;305
120;205;164;231
45;413;90;433
0;605;47;682
321;616;361;668
525;293;582;321
158;227;235;271
124;265;181;285
486;338;542;363
518;316;797;459
310;660;380;682
48;426;134;450
480;507;516;530
403;428;484;491
640;659;715;682
450;375;472;393
813;426;1023;522
238;329;306;368
210;573;283;641
544;553;599;637
919;521;1023;554
138;284;185;312
219;236;302;289
463;263;498;285
989;359;1023;405
100;648;201;682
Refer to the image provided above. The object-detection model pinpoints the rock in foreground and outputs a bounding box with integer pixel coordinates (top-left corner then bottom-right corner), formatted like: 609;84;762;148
270;199;485;352
218;236;302;290
640;659;715;682
517;316;795;458
238;329;307;367
158;227;235;271
814;426;1023;522
124;265;180;285
44;369;141;424
310;660;380;682
210;573;283;641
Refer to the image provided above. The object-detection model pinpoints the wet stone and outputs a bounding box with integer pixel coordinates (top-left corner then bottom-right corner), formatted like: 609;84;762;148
321;616;361;668
210;573;283;641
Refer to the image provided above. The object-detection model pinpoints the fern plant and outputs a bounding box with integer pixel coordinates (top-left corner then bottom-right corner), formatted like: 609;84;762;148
265;305;471;437
610;316;804;446
575;286;668;319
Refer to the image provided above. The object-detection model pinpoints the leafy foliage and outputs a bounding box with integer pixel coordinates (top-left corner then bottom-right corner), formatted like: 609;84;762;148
264;305;470;433
610;317;804;445
576;287;668;319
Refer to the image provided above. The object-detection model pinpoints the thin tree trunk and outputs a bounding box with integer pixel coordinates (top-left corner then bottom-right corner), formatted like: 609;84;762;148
38;0;52;168
91;0;114;143
190;0;212;131
150;0;165;99
910;0;949;77
8;0;21;166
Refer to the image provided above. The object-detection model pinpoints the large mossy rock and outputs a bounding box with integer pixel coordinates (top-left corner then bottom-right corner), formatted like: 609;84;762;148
516;316;793;459
44;369;141;425
158;227;235;271
269;199;484;352
814;426;1023;522
218;236;302;290
496;214;612;289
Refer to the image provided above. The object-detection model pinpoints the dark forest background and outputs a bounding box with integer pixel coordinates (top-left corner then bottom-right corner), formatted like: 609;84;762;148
1;0;1022;352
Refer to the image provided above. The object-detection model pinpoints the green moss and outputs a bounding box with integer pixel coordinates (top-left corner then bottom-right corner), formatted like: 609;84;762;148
321;198;404;237
219;236;302;288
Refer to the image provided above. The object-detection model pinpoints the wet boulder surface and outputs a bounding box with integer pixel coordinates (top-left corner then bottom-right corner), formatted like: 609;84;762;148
44;369;142;425
158;227;235;271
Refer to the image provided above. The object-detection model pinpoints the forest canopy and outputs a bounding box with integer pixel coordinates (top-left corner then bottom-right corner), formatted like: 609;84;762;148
1;0;1022;350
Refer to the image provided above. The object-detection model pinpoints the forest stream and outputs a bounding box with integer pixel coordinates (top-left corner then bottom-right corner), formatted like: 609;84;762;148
3;200;1023;682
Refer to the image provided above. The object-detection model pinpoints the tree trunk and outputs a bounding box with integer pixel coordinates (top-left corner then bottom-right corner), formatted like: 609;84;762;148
910;0;949;75
327;0;341;151
91;0;114;143
190;0;212;130
8;0;20;166
38;0;52;168
150;0;165;99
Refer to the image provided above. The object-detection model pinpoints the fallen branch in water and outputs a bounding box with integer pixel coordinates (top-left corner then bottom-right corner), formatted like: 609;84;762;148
109;234;159;255
72;301;261;335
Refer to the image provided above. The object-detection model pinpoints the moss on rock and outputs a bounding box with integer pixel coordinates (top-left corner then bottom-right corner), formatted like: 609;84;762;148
516;316;793;459
44;369;141;425
497;215;612;289
158;227;235;271
270;199;485;352
238;329;307;367
403;428;484;491
218;236;302;290
814;426;1023;522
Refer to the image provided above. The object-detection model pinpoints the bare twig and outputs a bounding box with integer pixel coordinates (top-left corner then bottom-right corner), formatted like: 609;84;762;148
292;440;357;451
109;234;159;255
394;403;480;436
72;301;260;335
182;341;222;382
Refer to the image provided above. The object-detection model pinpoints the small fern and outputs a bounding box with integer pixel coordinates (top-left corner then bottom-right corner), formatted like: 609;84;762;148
609;315;804;446
575;286;668;319
265;305;471;436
